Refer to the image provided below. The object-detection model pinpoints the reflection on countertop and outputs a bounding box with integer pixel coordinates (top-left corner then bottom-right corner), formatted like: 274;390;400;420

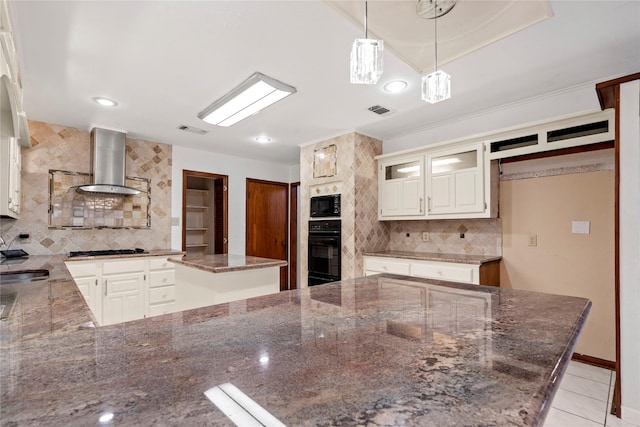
0;256;590;426
169;253;287;273
364;250;502;264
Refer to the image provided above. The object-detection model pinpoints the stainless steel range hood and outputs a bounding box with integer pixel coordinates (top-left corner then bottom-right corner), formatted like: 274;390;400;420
78;128;140;196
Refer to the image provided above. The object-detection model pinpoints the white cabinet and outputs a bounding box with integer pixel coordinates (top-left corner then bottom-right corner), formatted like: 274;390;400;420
426;142;485;216
0;137;21;218
148;256;176;317
363;256;500;286
65;256;176;325
102;271;145;325
102;259;145;325
378;156;425;219
64;260;102;321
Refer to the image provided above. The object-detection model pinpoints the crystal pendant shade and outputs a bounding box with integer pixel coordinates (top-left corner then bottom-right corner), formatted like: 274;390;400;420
350;38;384;84
421;69;451;104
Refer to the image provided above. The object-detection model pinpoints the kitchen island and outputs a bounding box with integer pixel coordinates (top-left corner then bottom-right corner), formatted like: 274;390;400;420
169;253;288;311
1;257;590;426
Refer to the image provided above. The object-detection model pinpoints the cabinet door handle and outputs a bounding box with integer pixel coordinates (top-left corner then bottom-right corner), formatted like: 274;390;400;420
104;279;107;296
427;197;432;212
420;197;424;213
95;279;98;286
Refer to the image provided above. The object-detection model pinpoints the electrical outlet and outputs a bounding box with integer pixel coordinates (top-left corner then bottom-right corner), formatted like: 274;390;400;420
422;232;430;242
528;234;537;247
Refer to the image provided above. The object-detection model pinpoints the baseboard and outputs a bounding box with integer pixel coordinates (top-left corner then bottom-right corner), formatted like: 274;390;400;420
622;405;640;425
571;353;616;370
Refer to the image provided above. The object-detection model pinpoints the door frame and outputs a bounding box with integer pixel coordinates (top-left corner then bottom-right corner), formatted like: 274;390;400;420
182;170;228;254
289;182;300;290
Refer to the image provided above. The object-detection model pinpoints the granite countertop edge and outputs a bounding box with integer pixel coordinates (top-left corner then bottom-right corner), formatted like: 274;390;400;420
63;249;185;262
364;250;502;264
168;254;288;273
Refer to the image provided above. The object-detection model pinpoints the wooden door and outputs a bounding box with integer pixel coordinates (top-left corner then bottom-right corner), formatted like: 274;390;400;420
246;179;289;291
289;182;299;290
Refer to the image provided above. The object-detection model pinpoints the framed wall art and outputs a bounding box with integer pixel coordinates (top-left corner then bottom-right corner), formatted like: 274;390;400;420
313;144;337;178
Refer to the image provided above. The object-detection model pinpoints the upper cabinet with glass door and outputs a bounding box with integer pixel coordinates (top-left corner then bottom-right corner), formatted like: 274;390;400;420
378;156;425;219
427;143;493;219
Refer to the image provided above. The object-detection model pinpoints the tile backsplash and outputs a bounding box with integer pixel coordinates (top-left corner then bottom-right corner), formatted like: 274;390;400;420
0;120;172;255
388;219;502;256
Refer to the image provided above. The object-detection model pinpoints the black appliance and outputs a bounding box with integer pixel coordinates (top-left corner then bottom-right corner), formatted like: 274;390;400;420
310;194;341;218
308;220;341;286
68;248;147;258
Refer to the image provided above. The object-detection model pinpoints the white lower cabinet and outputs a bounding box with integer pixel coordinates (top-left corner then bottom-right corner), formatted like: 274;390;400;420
102;271;145;325
65;255;176;325
363;256;499;286
148;257;176;317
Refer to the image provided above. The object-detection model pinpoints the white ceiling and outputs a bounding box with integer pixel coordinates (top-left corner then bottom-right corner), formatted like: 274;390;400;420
11;1;640;166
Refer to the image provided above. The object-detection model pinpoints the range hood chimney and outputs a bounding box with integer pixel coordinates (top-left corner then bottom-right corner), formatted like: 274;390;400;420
78;128;141;196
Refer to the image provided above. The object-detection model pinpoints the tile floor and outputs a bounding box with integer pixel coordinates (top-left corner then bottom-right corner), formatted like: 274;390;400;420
544;361;638;427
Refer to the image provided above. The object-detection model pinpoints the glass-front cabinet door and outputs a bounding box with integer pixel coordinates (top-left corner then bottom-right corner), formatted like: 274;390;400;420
426;143;484;215
378;156;425;218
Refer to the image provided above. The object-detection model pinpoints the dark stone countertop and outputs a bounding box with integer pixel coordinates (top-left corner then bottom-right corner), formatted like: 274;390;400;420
168;253;287;273
1;256;590;426
364;250;502;264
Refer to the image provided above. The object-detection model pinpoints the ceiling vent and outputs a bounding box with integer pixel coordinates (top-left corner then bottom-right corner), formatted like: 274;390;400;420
177;125;208;135
368;105;395;116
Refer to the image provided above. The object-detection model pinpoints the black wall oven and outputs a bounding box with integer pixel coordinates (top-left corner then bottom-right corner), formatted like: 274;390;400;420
308;220;341;286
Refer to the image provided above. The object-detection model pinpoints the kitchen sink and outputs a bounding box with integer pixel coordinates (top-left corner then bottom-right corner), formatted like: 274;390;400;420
0;269;50;285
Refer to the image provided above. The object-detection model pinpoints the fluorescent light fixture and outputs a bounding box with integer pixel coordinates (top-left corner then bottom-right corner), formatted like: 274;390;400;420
397;165;420;173
205;383;285;427
198;72;296;127
432;157;462;167
383;80;408;93
92;97;118;107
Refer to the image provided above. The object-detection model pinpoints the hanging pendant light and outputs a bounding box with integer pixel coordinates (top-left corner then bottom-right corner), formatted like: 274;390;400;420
421;0;451;103
350;1;383;84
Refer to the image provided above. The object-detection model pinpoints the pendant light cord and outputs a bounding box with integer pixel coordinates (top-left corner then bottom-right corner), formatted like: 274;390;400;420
364;1;368;38
434;0;438;71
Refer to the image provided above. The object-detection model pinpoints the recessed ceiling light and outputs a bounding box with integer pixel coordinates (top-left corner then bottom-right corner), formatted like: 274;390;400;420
383;80;408;94
255;136;272;144
92;97;118;107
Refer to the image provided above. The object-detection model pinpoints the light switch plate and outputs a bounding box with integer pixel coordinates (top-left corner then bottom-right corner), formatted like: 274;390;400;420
171;217;180;226
528;234;537;247
572;220;590;234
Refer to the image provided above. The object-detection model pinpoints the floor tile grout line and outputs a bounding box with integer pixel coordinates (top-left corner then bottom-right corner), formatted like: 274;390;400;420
548;407;607;426
564;369;614;386
557;382;610;405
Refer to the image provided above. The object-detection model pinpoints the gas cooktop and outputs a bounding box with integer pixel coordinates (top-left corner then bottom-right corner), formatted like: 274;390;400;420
68;248;147;258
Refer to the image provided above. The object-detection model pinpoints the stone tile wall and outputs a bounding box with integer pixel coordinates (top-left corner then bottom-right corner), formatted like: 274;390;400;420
388;219;502;256
0;121;172;255
300;132;388;286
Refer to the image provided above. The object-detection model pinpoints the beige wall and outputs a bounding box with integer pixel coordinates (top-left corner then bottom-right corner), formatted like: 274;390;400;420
500;171;615;361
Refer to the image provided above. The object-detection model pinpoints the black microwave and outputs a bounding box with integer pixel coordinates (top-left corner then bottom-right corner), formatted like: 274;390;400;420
310;194;341;217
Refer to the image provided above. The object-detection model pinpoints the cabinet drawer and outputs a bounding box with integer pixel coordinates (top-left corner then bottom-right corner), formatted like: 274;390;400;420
149;257;174;270
150;270;175;288
411;262;477;284
149;301;176;317
103;259;145;274
364;257;410;275
149;286;176;304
